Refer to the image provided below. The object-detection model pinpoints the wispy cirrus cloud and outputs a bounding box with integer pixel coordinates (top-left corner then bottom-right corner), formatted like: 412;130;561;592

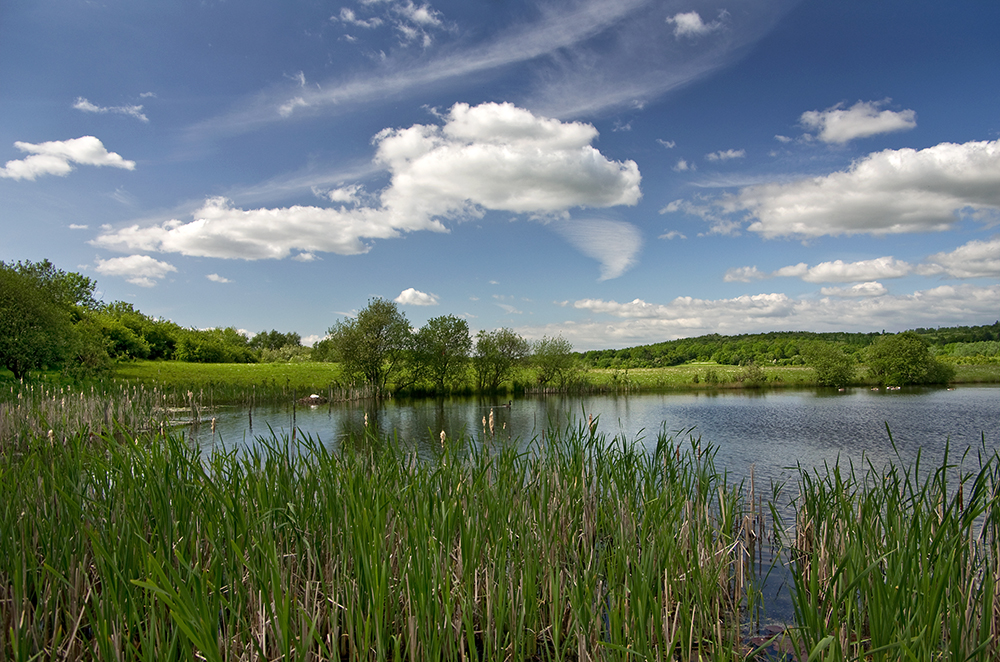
188;0;795;140
1;136;135;181
73;97;149;122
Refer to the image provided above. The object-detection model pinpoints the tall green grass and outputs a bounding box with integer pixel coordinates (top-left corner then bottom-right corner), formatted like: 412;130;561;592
2;390;997;660
785;434;999;660
2;420;769;660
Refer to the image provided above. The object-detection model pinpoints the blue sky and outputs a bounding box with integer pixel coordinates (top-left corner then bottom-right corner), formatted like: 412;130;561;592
2;0;998;350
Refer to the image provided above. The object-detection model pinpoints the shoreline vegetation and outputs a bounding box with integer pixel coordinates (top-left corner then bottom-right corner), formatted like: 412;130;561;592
2;401;998;660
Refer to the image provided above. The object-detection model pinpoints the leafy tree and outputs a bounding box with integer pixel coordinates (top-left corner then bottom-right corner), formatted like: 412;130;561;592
0;263;74;379
249;329;302;352
174;327;255;363
327;298;411;395
473;327;530;392
531;335;575;387
413;315;472;392
801;341;856;386
866;331;955;386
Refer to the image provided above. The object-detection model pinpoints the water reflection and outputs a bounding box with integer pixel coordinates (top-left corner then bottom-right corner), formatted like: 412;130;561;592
193;385;998;484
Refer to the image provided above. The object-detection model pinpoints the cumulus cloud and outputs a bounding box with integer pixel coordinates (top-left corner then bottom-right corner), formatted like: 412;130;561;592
800;99;916;144
726;242;999;285
96;103;641;268
667;139;1000;237
206;273;231;283
94;255;176;287
1;136;136;181
73;97;149;122
556;284;999;348
666;11;725;38
550;218;643;280
705;149;745;162
673;159;692;172
395;287;439;305
820;282;888;297
923;236;1000;279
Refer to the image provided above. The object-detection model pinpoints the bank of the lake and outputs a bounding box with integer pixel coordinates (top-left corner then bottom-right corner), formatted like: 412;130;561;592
104;360;1000;403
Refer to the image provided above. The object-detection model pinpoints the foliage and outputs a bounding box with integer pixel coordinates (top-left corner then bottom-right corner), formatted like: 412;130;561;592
473;327;530;392
174;327;256;363
0;261;78;379
248;329;301;352
866;331;956;386
412;314;472;392
800;340;857;386
530;335;576;387
327;298;411;394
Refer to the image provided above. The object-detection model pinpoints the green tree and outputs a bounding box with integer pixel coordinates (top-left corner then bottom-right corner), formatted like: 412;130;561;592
0;263;74;379
327;298;411;395
866;331;955;386
413;315;472;392
249;329;302;352
473;327;530;392
801;341;856;386
531;335;575;387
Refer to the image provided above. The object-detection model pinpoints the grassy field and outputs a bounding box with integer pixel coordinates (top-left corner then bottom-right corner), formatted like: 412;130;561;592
103;360;1000;400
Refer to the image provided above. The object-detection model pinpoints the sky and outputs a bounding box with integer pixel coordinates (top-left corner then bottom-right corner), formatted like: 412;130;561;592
1;0;998;351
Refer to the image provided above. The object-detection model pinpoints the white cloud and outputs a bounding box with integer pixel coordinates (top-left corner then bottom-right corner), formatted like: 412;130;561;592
395;287;439;305
193;0;789;136
337;7;383;28
497;303;523;315
690;139;1000;238
705;148;745;161
1;136;136;181
73;97;149;122
69;224;89;230
820;282;888;297
723;266;766;283
554;284;999;348
206;273;231;283
923;236;1000;279
94;255;176;287
798;257;912;283
800;99;916;144
96;103;641;268
657;139;676;149
666;11;725;38
550;218;643;280
658;230;686;240
673;158;692;172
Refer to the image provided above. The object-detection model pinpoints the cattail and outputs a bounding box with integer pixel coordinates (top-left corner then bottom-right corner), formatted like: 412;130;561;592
440;430;446;445
489;408;495;437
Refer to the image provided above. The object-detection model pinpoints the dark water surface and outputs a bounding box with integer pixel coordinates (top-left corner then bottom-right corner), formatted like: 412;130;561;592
194;385;998;487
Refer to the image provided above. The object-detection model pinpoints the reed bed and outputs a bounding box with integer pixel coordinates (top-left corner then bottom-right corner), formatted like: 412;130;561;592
785;435;1000;660
1;419;771;661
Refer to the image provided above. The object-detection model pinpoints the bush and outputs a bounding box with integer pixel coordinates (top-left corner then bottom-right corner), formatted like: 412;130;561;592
866;331;955;386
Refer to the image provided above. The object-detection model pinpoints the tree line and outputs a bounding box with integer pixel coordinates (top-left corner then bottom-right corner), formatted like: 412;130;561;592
2;259;993;389
579;324;1000;370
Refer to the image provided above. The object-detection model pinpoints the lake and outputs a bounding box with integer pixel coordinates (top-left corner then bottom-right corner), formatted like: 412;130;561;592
191;385;998;490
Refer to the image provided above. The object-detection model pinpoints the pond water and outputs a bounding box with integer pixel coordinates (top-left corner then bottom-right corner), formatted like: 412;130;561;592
191;385;998;490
